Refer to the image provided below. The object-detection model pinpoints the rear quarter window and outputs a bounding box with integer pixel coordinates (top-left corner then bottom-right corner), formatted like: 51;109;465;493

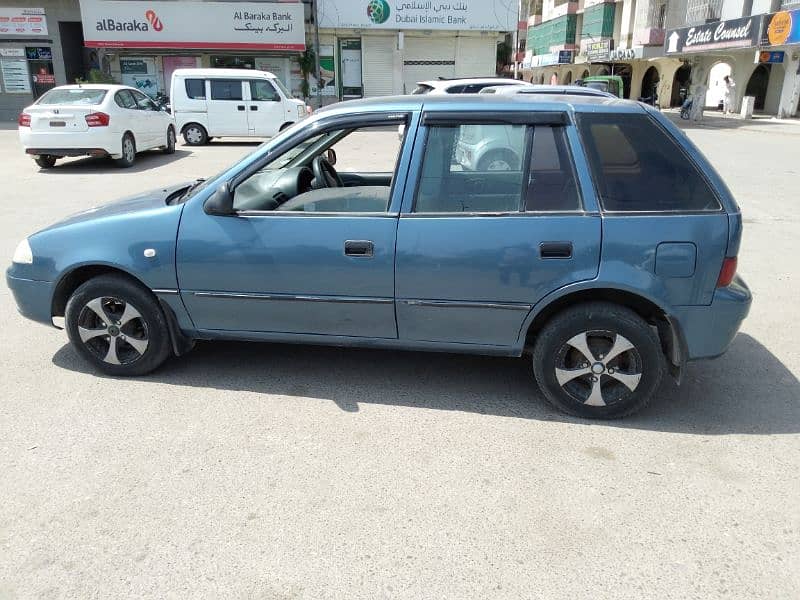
577;113;722;212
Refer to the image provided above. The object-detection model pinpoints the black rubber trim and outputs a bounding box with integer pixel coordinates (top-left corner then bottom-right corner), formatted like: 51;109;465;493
421;111;569;126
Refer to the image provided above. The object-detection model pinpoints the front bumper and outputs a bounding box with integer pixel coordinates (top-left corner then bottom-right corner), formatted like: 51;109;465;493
671;275;752;360
6;271;54;326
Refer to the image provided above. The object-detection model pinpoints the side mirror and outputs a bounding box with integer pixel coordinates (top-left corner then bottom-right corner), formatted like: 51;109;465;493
204;182;235;216
326;148;337;165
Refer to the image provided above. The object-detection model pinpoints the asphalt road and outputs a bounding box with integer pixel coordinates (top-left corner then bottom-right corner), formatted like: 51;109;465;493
0;118;798;599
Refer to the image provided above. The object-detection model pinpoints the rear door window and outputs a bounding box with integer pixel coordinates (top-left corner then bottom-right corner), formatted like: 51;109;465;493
526;126;581;212
114;90;137;109
185;78;206;99
210;79;243;101
577;113;721;212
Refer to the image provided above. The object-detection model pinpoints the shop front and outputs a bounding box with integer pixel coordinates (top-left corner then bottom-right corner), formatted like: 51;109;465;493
760;9;800;118
316;0;515;99
79;0;305;101
1;5;77;121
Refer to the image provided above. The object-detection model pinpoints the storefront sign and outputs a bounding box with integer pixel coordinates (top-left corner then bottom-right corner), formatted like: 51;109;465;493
120;56;159;94
585;40;612;61
608;47;643;61
120;58;149;74
762;9;800;47
0;48;26;57
757;50;785;63
0;8;48;36
529;50;573;67
25;47;52;60
79;0;305;51
0;58;31;93
665;15;761;54
317;0;516;31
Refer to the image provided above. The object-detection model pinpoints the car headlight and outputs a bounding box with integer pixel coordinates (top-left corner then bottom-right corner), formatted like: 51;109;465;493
12;238;33;264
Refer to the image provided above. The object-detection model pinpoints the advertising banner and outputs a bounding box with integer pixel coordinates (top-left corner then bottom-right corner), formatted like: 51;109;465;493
80;0;305;51
0;7;48;36
1;58;31;93
665;15;761;54
762;9;800;47
317;0;516;31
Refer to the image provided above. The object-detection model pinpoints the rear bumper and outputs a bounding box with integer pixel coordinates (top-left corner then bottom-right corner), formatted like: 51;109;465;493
671;275;752;360
6;271;54;326
26;148;109;158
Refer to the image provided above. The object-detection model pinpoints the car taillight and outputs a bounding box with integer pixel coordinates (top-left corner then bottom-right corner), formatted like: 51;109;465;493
717;257;737;287
85;112;110;127
18;113;31;127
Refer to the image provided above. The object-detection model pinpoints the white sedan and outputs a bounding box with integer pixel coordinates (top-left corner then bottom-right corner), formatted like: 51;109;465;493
18;84;176;169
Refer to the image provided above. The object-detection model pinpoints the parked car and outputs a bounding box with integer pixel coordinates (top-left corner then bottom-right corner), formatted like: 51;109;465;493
170;68;310;145
17;84;176;169
399;76;528;138
7;94;751;419
479;84;616;98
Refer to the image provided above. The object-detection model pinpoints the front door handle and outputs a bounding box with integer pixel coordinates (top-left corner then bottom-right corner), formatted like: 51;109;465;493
250;105;258;111
539;241;573;259
237;105;245;111
344;240;374;257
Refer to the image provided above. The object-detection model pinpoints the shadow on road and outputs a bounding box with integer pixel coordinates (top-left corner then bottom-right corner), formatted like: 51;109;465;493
34;149;191;174
52;333;799;435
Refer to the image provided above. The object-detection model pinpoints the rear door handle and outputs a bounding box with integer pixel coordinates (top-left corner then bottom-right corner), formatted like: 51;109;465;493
250;105;258;111
539;241;573;259
237;105;245;111
344;240;374;257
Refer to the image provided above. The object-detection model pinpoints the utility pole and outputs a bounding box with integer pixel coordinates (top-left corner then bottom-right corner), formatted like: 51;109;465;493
312;0;322;108
513;0;521;78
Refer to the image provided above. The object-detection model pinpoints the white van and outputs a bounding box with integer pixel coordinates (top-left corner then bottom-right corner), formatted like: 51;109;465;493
170;68;309;145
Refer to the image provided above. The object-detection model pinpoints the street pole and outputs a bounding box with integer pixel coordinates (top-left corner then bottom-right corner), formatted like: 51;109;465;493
513;0;521;78
312;0;322;108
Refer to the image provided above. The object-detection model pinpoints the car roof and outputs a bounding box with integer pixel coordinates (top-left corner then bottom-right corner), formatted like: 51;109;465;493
416;78;527;88
481;84;615;98
316;93;646;119
42;84;129;91
171;68;277;78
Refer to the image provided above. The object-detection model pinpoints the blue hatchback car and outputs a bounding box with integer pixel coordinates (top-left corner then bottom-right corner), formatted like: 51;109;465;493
7;94;751;418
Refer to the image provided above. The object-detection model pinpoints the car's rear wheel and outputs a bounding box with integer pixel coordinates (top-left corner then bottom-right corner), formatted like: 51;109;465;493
162;126;176;154
65;274;172;376
532;302;664;419
182;123;208;146
477;150;517;171
34;155;57;169
115;133;136;168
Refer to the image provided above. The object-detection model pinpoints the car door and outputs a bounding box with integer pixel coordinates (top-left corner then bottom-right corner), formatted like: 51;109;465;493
245;79;285;137
129;89;161;148
113;89;142;142
175;112;416;339
394;112;602;348
206;79;248;136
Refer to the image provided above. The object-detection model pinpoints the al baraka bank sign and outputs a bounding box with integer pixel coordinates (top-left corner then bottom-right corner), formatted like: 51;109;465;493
79;0;305;51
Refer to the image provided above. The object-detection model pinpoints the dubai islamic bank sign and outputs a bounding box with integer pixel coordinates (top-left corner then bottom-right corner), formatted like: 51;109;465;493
79;0;305;50
318;0;516;31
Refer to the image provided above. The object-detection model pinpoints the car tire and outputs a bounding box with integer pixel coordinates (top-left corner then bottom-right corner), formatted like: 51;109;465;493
182;123;208;146
115;133;136;168
162;126;176;154
532;302;664;419
477;150;518;171
34;155;57;169
65;274;172;376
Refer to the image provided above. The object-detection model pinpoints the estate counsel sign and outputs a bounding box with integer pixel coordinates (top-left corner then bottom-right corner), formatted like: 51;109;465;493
79;0;305;50
665;15;761;54
317;0;516;31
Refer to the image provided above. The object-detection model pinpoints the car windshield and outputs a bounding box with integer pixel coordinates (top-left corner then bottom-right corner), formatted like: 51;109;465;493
37;88;107;105
271;77;292;99
584;81;609;93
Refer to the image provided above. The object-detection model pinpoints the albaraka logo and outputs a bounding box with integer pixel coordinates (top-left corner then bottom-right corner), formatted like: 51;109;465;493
95;9;163;32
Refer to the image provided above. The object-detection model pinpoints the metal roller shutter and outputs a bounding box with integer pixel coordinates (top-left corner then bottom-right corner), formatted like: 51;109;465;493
362;36;395;97
455;37;497;78
402;36;456;94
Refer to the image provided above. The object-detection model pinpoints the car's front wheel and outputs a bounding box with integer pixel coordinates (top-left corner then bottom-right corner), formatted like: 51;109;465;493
65;274;172;376
162;126;176;154
35;155;57;169
532;302;664;419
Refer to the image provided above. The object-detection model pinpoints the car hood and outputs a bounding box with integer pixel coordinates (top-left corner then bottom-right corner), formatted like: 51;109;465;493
43;182;191;230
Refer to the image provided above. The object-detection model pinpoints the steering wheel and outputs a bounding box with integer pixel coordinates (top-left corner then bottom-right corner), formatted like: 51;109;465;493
311;155;343;189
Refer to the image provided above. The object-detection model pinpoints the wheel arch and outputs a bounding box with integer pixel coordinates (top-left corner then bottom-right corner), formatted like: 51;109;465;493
279;121;294;131
51;264;149;318
520;286;686;379
180;121;207;135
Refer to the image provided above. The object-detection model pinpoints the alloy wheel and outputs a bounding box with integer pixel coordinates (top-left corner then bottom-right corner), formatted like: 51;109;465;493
123;138;135;162
76;296;149;365
554;330;642;407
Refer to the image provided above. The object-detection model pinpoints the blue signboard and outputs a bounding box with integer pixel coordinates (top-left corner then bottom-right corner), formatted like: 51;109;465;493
758;50;785;63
